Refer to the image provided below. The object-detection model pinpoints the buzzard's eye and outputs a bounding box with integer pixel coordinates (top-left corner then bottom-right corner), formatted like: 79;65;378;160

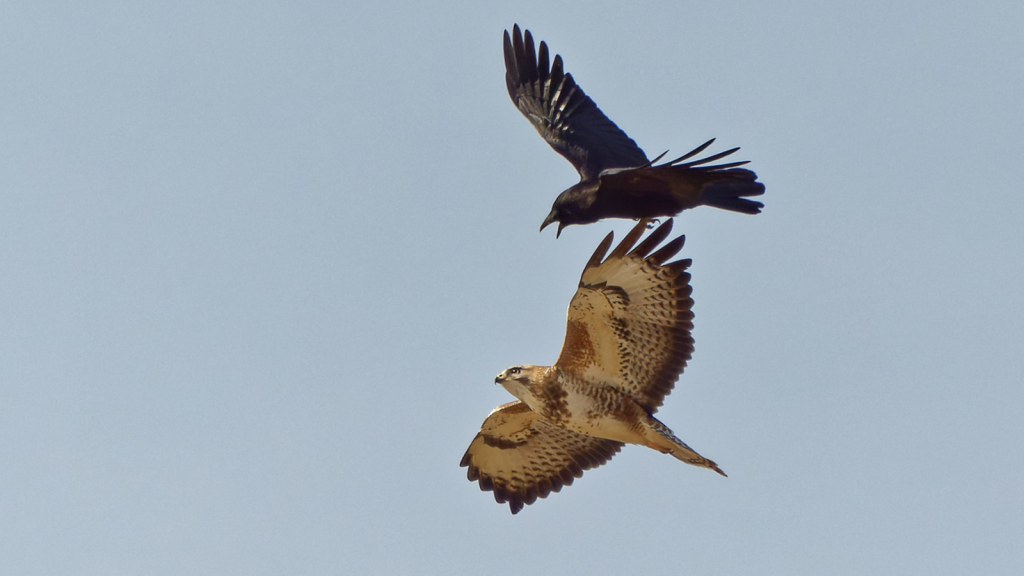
510;367;521;375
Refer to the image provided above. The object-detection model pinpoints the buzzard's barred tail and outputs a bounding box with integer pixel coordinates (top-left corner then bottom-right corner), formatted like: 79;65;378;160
700;170;766;215
647;417;727;477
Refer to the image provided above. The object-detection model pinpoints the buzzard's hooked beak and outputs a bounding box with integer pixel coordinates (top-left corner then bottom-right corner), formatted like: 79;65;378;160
494;375;502;384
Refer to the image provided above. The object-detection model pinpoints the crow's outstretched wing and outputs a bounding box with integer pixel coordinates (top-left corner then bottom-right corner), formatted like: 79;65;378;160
504;25;648;181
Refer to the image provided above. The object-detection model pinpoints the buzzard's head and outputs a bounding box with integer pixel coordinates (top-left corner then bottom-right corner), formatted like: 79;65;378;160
494;365;546;399
494;365;529;384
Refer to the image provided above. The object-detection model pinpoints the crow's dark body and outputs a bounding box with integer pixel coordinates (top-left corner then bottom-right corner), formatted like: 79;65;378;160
503;25;766;236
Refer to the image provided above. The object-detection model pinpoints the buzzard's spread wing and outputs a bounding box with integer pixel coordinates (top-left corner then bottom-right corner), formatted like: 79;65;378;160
504;25;648;181
554;219;694;412
460;400;623;514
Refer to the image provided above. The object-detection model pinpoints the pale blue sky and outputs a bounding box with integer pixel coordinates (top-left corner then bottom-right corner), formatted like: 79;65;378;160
2;2;1022;574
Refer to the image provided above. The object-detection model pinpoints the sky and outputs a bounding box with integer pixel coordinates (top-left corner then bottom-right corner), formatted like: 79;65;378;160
2;1;1022;574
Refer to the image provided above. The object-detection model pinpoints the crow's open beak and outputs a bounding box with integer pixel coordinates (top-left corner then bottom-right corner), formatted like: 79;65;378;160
539;211;558;234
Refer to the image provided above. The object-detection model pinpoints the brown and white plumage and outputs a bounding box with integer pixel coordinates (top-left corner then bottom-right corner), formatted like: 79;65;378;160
460;401;623;515
461;219;725;515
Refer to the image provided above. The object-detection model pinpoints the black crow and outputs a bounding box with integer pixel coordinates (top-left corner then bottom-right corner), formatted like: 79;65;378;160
504;25;766;237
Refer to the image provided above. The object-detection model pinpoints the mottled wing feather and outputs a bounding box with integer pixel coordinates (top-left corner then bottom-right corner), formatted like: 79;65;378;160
504;25;648;181
460;400;623;514
555;219;694;412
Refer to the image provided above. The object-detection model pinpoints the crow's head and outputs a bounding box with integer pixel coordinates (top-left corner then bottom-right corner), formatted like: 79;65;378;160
539;208;568;238
540;184;598;237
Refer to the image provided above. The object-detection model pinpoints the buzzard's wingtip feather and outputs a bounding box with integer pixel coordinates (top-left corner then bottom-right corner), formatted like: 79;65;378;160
630;218;673;257
649;235;687;266
663;258;692;276
584;232;615;270
608;219;650;260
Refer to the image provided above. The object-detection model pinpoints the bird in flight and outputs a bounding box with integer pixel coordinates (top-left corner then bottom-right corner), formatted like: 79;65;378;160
504;25;766;237
460;219;725;514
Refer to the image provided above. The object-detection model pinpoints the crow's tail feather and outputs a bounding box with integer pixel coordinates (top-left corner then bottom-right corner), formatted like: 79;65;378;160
700;169;765;215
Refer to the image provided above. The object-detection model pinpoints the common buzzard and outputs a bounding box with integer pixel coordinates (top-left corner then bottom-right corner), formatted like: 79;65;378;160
461;219;725;514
